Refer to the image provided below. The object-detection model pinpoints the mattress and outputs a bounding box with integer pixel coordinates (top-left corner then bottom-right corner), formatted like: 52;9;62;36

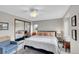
25;36;60;54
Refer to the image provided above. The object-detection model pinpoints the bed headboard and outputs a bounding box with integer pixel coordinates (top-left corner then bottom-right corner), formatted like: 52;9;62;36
37;31;57;37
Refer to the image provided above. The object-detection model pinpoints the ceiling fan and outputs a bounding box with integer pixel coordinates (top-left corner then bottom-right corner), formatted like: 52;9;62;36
30;8;38;17
22;7;44;18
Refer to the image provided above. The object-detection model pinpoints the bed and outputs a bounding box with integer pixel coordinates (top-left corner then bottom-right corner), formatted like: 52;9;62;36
25;31;60;54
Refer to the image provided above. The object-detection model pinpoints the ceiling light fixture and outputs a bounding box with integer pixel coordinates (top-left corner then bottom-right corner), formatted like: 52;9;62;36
30;9;38;17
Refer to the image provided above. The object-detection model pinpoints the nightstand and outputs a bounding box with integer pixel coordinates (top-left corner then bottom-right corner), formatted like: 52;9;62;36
57;37;64;49
57;37;70;53
63;41;70;52
57;37;64;43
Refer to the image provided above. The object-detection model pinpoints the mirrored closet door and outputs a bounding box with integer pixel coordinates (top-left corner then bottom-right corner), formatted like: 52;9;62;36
15;19;31;40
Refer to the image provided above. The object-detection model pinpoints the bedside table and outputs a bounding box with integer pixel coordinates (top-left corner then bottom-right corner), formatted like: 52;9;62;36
57;37;64;49
63;41;70;52
57;37;64;43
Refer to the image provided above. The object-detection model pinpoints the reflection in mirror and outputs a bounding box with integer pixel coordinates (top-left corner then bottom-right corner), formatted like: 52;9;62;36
15;19;25;40
15;19;31;40
24;22;31;37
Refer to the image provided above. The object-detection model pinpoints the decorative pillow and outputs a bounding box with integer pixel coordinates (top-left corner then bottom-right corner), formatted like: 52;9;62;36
37;32;56;37
50;32;55;37
37;32;42;36
32;32;36;35
43;32;48;36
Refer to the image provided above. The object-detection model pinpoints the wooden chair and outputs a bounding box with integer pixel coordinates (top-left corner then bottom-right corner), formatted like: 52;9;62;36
63;41;70;52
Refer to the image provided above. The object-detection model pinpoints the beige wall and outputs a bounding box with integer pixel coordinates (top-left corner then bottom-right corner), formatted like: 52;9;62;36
32;18;64;37
63;5;79;54
0;11;30;41
32;18;64;35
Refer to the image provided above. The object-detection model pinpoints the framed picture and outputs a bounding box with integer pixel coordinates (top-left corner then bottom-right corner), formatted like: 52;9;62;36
0;22;9;30
72;30;77;41
71;15;77;26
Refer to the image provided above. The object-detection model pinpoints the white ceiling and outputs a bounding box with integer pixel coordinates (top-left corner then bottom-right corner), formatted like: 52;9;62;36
0;5;70;21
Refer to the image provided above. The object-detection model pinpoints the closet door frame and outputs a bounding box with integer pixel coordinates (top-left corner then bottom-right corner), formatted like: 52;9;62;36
14;19;31;39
